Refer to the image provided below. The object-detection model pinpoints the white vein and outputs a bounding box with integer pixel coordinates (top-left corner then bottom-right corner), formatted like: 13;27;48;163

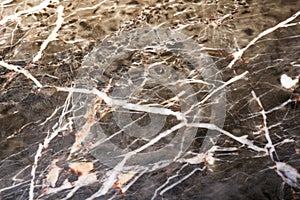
0;60;42;87
251;90;277;161
0;0;52;25
32;5;64;62
227;10;300;69
29;92;73;200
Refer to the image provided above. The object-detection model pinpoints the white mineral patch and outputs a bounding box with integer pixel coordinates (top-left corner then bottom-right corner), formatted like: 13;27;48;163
280;74;299;90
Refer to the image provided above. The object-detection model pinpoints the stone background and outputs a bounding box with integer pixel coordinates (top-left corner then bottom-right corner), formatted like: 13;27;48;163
0;0;300;199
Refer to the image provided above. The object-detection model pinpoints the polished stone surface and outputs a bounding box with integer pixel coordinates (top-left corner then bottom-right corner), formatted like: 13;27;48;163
0;0;300;199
